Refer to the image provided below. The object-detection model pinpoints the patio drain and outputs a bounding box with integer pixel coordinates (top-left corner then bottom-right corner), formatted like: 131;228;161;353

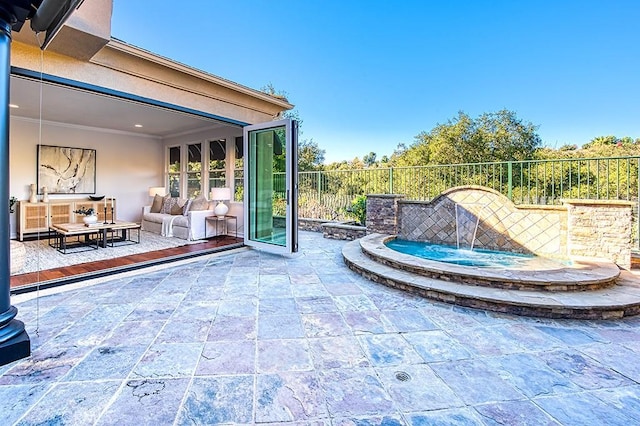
394;371;411;382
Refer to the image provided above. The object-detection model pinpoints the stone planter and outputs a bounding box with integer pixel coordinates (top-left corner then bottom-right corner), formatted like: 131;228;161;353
321;222;367;241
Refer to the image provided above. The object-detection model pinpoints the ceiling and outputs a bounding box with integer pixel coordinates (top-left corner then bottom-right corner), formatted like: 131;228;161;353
9;75;237;138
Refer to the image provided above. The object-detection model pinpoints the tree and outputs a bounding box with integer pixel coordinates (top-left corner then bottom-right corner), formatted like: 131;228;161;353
261;83;289;103
298;139;325;171
261;84;327;171
363;152;377;167
393;110;542;166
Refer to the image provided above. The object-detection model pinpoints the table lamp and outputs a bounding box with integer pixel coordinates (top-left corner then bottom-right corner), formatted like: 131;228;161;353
210;187;231;217
149;186;167;199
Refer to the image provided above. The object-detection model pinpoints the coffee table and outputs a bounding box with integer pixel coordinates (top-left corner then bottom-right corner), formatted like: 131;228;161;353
49;221;140;254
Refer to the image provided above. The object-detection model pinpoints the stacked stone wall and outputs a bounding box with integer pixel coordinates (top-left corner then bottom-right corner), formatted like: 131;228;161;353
366;194;405;235
363;186;633;268
565;201;633;269
321;223;367;241
298;218;327;232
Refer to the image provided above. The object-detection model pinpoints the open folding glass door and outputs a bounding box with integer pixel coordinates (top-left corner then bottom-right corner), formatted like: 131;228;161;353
243;119;298;253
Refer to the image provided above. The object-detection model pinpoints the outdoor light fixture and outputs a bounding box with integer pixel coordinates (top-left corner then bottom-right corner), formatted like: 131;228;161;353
210;187;231;218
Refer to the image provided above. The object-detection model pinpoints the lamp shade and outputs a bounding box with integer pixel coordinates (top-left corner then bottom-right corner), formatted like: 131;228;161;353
149;186;167;197
210;187;231;201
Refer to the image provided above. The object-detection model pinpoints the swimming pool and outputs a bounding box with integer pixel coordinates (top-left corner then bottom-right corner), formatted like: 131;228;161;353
385;238;535;268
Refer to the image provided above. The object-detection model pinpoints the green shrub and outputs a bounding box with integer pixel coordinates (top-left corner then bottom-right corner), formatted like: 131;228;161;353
346;195;367;225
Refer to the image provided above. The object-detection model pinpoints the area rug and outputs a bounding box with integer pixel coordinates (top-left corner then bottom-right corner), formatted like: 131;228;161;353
16;231;204;275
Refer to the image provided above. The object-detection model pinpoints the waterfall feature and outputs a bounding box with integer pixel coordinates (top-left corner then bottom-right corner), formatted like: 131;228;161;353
454;202;490;250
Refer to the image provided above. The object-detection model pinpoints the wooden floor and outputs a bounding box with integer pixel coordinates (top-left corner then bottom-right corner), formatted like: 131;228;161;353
10;236;244;293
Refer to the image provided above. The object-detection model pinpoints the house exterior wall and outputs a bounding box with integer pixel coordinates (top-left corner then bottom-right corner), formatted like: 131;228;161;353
10;40;287;126
7;1;291;242
13;0;112;60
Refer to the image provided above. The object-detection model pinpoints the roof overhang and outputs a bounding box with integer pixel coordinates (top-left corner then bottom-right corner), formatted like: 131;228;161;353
10;68;244;138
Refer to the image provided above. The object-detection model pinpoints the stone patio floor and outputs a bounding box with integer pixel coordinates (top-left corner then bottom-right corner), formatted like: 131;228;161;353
2;231;640;425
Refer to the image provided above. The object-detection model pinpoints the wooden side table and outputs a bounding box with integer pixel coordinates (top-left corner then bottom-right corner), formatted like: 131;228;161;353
205;215;238;238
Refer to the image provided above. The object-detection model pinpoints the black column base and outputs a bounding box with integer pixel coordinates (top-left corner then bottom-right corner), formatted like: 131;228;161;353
0;321;30;366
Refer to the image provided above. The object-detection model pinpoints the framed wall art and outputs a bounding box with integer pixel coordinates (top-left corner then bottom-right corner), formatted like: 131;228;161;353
37;145;96;194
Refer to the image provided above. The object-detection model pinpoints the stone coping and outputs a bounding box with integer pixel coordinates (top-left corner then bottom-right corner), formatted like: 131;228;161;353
320;222;366;231
561;199;636;206
366;194;406;199
343;239;640;319
360;233;620;291
398;198;567;212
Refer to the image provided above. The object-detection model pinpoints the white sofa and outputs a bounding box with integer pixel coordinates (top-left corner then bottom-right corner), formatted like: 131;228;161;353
141;206;214;240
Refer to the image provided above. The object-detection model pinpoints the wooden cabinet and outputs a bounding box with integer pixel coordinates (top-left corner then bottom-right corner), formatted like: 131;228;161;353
18;199;117;241
19;203;48;239
49;202;73;226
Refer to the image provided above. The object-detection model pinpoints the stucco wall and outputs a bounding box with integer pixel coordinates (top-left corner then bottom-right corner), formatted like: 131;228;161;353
10;41;285;126
9;118;163;238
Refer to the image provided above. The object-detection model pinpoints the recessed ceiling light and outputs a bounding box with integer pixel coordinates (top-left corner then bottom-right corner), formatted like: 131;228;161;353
9;104;18;108
134;124;143;128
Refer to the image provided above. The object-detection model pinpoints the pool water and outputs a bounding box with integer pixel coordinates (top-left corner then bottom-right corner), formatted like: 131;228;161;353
385;239;536;268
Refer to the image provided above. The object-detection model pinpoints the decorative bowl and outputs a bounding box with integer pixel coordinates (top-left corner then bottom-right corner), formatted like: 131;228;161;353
89;195;105;201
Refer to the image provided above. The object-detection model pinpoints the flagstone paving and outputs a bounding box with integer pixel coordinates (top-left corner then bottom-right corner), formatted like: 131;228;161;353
2;231;640;425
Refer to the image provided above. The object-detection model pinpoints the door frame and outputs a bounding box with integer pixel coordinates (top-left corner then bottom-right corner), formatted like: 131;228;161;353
242;118;298;254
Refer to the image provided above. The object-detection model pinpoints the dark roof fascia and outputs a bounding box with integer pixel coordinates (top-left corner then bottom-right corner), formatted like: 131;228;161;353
10;66;250;127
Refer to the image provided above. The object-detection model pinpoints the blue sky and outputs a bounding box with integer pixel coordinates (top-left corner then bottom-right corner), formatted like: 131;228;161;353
111;1;639;163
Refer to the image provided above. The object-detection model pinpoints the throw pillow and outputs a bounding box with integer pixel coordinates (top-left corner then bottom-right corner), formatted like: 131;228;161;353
161;196;178;214
182;199;192;216
189;194;209;211
150;194;164;213
170;201;184;215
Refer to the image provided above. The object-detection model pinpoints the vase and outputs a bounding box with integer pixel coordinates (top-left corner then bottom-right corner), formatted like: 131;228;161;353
29;183;37;203
83;214;98;225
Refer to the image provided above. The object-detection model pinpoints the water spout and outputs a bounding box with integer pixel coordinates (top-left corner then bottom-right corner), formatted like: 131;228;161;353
454;202;490;250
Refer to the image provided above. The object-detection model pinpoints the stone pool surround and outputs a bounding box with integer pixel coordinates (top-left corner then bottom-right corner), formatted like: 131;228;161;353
343;237;640;319
360;233;620;292
366;186;634;269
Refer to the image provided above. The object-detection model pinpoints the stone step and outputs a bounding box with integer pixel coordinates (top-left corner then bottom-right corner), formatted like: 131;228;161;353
360;234;621;292
343;240;640;319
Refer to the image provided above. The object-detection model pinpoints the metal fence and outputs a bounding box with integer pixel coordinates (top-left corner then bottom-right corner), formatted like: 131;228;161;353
276;155;640;246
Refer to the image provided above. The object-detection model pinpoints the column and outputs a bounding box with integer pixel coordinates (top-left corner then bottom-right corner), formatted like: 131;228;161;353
0;8;30;366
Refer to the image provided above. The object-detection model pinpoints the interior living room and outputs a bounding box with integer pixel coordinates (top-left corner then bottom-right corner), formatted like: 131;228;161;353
7;0;293;289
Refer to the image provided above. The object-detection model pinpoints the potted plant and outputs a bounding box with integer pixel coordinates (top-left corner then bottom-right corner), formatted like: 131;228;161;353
74;207;98;224
9;196;17;213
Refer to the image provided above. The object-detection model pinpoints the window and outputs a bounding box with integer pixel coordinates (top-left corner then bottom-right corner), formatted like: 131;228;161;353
186;143;202;198
234;137;243;202
209;139;226;190
168;146;180;197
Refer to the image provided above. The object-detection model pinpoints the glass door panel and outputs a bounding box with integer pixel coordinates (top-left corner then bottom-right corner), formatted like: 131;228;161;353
243;119;298;253
187;143;202;197
168;146;181;197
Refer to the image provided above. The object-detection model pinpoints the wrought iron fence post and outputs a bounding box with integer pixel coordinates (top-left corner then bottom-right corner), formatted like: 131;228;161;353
389;167;393;194
507;161;513;200
316;170;321;203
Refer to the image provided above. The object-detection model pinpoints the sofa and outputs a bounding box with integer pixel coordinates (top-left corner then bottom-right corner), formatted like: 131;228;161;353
141;194;214;240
